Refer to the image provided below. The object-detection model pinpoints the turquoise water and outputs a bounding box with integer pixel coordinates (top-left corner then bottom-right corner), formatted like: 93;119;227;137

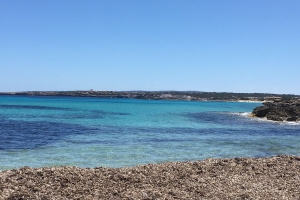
0;95;299;170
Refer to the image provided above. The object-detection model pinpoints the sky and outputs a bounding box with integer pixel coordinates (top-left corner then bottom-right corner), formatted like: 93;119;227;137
1;1;299;94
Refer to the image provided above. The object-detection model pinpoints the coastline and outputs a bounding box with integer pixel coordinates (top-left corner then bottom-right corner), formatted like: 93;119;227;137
237;100;263;103
1;93;299;199
1;90;298;102
249;113;300;125
251;99;300;122
1;155;300;199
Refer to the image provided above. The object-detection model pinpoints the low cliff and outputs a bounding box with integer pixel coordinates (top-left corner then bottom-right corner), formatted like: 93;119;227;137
252;99;300;121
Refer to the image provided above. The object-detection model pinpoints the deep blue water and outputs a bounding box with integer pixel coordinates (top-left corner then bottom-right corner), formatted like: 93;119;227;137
0;95;299;170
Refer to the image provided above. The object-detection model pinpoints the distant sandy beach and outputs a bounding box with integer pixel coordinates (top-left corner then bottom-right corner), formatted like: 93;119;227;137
237;100;263;103
1;155;300;199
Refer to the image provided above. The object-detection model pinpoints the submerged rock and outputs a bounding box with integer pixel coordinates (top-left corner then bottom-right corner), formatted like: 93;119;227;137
252;99;300;121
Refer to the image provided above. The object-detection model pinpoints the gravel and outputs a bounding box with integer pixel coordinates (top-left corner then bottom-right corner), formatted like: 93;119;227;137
1;155;300;199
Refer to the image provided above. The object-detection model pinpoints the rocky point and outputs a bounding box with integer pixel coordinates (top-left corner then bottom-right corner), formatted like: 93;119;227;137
252;99;300;121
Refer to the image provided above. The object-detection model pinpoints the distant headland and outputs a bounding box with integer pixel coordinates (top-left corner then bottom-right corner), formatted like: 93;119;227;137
0;90;299;102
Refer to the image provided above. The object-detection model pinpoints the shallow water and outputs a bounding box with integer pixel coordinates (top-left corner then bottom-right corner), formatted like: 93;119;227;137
0;95;299;170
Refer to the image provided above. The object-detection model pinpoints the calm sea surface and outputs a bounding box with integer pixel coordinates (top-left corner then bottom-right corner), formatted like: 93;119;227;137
0;95;299;170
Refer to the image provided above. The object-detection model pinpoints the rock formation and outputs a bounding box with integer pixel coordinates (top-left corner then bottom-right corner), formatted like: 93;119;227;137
252;99;300;121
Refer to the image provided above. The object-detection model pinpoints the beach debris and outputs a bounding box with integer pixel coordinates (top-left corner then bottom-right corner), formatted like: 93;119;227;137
1;156;300;199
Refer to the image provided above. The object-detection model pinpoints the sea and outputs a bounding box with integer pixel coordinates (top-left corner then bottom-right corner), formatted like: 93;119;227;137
0;95;299;171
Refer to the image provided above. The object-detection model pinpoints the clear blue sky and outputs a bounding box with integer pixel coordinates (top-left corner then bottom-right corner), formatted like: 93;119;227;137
1;1;299;94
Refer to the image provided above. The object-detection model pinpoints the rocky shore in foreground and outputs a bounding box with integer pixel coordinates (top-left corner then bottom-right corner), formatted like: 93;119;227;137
252;99;300;121
1;156;300;199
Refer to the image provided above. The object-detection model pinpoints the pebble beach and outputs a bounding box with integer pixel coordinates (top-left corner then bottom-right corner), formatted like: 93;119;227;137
1;155;300;199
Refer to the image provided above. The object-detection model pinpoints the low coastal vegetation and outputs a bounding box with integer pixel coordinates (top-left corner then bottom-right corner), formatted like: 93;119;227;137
1;156;300;199
1;90;299;101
